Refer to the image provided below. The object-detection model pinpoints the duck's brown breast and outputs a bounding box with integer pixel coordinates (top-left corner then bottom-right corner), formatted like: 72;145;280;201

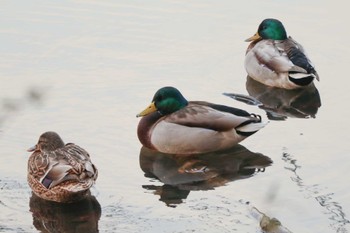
137;112;162;150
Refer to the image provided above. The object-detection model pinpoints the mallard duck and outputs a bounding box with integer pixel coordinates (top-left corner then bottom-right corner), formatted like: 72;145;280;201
136;86;266;154
244;18;319;89
27;131;98;203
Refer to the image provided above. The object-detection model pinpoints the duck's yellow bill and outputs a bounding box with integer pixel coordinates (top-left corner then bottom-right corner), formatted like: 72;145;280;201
245;32;261;42
136;102;157;117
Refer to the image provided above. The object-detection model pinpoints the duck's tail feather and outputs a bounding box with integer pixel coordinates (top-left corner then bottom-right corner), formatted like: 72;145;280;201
236;121;268;136
289;72;315;86
314;70;320;81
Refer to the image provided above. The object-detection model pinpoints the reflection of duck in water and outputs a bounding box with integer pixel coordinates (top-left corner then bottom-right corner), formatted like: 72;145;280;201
137;86;266;154
140;145;272;207
29;193;101;233
224;77;321;121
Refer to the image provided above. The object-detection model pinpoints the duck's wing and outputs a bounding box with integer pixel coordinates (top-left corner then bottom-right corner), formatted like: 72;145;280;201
252;39;319;83
61;143;97;176
251;40;295;73
37;144;97;189
283;37;319;81
164;101;263;132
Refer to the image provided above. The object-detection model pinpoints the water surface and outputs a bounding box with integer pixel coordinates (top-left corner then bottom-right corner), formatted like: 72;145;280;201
1;1;349;232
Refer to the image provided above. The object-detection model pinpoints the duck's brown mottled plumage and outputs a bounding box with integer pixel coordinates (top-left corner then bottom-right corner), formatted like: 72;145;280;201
27;131;98;203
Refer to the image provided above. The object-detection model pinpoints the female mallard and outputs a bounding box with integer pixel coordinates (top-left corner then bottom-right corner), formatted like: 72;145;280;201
136;86;266;154
27;131;98;203
245;18;319;89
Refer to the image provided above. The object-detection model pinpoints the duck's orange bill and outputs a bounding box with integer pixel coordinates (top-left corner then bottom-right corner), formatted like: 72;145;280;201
136;102;157;117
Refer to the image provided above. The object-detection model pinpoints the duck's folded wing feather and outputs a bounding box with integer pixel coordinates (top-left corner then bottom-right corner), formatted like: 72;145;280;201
274;38;319;80
283;38;317;74
236;121;267;134
62;144;98;179
165;103;258;132
253;40;295;72
40;145;97;188
43;164;76;188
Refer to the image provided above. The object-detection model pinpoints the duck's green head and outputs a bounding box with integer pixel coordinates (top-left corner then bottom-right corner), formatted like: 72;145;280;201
137;86;188;117
245;18;287;42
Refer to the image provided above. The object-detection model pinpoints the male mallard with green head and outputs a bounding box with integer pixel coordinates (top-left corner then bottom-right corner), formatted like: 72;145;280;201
27;131;98;203
137;87;266;154
245;18;319;89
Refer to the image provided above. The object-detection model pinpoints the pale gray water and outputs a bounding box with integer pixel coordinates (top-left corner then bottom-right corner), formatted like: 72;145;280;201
1;1;349;232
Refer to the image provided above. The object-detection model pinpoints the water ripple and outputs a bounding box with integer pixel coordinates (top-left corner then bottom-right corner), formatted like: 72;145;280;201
282;151;350;233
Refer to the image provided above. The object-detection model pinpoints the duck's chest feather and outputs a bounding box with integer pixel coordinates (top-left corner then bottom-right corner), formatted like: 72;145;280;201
137;112;163;150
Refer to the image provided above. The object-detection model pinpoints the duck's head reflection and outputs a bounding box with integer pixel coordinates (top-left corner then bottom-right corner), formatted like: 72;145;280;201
140;145;272;207
246;76;321;120
29;193;101;233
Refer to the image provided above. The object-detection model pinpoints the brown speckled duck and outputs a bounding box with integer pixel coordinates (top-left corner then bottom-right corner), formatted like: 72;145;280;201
137;86;266;154
27;131;98;203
